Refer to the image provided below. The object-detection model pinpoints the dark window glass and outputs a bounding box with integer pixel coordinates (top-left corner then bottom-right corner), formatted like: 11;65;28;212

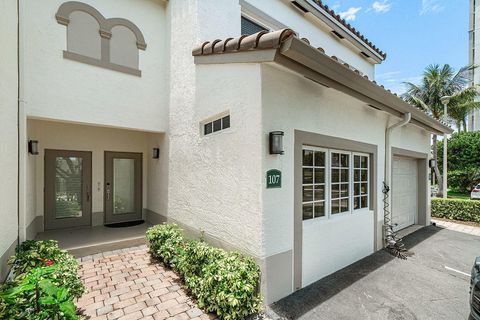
303;203;313;220
303;150;314;166
213;119;222;132
303;186;313;202
204;122;213;135
241;16;268;35
222;115;230;129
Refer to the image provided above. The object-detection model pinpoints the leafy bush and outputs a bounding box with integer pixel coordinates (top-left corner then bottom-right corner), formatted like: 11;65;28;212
146;224;184;268
1;265;79;319
147;223;262;319
0;240;85;319
437;132;480;192
431;198;480;223
8;240;85;298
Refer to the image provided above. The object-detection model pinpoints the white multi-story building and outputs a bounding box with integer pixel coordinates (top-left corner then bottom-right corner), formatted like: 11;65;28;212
0;0;451;303
469;0;480;130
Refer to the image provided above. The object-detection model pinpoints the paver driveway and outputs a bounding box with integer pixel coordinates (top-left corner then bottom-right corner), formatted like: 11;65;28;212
76;245;214;320
268;226;480;320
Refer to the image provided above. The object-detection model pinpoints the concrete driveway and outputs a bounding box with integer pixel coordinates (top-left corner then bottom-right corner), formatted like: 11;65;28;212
268;226;480;320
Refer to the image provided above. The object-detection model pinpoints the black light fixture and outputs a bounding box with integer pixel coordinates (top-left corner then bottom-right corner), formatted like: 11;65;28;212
28;140;39;155
429;159;436;168
269;131;284;155
152;148;160;159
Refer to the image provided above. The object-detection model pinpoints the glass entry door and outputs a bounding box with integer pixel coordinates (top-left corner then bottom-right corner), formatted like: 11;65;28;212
104;152;142;224
44;150;92;230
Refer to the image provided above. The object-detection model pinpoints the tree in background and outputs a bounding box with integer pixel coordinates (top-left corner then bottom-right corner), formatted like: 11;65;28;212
447;89;480;132
403;64;475;197
437;131;480;193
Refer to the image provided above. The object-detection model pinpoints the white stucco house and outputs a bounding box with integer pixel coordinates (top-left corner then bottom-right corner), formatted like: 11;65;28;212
0;0;452;304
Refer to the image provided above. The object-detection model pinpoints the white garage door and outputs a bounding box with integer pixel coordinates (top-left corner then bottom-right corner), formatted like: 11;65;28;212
392;156;417;231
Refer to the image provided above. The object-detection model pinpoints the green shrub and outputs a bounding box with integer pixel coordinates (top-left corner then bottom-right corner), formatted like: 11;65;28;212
0;240;85;319
8;240;85;298
431;198;480;223
146;224;184;268
1;265;79;320
147;224;262;319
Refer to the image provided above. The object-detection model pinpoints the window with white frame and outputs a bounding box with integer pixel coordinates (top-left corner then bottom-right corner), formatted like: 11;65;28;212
302;148;326;220
203;114;230;136
330;151;350;215
302;146;369;221
353;154;369;210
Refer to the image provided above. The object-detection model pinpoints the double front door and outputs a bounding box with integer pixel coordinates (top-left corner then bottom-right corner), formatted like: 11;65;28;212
44;150;142;230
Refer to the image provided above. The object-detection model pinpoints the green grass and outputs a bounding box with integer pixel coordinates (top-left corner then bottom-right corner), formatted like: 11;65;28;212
447;190;470;200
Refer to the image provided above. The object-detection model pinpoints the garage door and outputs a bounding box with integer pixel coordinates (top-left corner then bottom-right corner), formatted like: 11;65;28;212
392;156;417;231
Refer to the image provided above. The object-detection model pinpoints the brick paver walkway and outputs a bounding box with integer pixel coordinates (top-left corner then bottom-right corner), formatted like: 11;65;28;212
432;218;480;236
76;245;214;320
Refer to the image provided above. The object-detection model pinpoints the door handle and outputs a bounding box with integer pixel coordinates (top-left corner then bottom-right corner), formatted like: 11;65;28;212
106;183;111;200
86;185;90;202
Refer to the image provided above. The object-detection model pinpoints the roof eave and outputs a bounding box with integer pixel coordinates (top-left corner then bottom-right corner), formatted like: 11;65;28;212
278;37;452;134
293;0;386;62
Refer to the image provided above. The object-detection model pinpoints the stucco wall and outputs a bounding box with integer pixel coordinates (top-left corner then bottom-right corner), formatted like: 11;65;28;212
167;0;266;257
243;0;375;78
26;119;167;233
261;63;430;298
22;0;168;132
0;0;19;279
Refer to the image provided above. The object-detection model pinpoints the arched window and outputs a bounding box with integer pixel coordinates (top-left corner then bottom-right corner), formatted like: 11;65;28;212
67;11;101;59
56;2;147;77
110;25;139;70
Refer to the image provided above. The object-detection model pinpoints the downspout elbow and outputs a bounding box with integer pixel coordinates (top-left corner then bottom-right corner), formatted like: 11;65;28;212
387;112;412;134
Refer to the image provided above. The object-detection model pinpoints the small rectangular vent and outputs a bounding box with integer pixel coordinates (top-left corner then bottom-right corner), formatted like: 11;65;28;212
331;30;345;39
291;1;309;13
360;51;371;58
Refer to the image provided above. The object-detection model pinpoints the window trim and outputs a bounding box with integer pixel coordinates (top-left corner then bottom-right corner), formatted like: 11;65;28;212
352;152;370;212
302;146;371;222
56;1;146;77
329;149;352;218
301;145;328;221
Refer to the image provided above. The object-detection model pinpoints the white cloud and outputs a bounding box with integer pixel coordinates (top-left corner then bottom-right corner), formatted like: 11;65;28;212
339;7;362;21
420;0;444;15
332;3;341;11
372;0;391;13
376;72;423;95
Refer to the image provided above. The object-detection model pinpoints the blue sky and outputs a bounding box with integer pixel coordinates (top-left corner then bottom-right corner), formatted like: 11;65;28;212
321;0;469;94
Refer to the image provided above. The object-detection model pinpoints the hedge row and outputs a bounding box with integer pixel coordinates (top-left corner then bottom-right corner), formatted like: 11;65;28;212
431;198;480;223
146;224;262;320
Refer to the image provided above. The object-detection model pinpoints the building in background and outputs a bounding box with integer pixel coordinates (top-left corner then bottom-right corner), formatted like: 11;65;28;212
469;0;480;130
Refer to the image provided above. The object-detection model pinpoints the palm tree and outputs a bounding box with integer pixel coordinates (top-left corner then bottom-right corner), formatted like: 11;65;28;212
403;64;475;197
446;89;480;132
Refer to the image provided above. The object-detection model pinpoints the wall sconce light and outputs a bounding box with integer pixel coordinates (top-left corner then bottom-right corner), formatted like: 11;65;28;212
28;140;39;155
152;148;160;159
269;131;284;155
429;159;436;168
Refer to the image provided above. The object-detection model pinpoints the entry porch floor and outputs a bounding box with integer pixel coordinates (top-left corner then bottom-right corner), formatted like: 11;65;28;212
35;223;151;257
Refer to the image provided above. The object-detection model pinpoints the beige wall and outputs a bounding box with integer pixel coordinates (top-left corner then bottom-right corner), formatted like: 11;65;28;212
26;119;168;233
0;0;19;279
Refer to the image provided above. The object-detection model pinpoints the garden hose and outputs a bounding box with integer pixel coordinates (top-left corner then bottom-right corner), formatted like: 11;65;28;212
383;181;410;259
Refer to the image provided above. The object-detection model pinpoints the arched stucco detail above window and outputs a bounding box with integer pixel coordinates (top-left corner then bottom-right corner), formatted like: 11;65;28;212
55;1;147;77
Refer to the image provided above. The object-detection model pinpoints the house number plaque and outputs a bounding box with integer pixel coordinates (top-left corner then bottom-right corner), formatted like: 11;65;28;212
266;169;281;189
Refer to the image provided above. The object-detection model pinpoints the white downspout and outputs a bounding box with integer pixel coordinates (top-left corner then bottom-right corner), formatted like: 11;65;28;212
385;113;411;188
384;112;411;247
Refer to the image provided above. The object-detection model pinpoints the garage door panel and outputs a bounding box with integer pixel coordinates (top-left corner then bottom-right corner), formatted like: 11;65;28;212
392;156;417;231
